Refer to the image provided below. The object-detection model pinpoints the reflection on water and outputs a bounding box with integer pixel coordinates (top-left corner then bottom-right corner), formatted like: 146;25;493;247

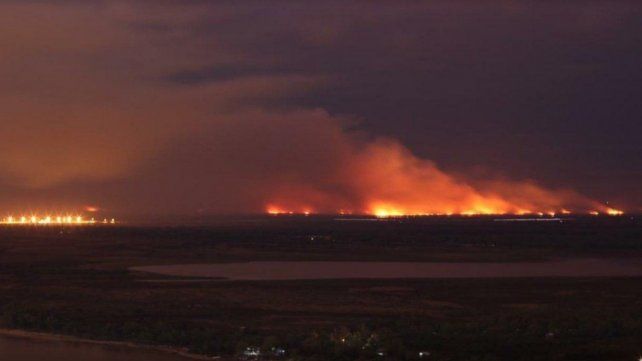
0;336;187;361
133;259;642;281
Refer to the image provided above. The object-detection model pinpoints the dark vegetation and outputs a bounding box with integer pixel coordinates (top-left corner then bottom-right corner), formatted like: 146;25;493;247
0;215;641;360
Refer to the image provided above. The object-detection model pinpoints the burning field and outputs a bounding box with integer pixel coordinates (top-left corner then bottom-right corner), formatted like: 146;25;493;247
261;131;622;218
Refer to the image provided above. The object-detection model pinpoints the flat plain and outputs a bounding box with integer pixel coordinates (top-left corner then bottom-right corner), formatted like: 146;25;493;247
1;215;641;360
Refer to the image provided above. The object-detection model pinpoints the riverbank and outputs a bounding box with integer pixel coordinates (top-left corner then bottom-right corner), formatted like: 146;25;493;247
0;328;224;361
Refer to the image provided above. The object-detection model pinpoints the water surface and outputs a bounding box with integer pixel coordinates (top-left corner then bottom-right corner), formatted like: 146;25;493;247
132;259;642;281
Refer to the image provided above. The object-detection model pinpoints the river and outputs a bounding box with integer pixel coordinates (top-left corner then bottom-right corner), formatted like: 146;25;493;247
131;258;642;281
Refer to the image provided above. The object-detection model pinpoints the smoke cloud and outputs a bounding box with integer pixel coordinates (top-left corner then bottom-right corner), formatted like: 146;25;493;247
0;1;637;215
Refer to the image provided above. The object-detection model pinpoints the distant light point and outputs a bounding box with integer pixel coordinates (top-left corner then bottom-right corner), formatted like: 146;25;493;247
0;213;117;226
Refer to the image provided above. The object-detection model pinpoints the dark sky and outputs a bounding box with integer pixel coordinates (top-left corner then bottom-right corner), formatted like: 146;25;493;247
0;1;640;216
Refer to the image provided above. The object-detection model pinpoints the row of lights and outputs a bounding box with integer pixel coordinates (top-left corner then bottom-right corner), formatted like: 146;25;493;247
0;215;116;225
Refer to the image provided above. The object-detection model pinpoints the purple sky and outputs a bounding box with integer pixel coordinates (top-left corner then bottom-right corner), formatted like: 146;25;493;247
0;1;640;216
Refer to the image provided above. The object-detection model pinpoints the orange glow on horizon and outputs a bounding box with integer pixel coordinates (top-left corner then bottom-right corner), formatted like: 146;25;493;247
605;208;624;216
372;207;405;218
260;140;626;220
264;204;625;218
266;205;314;216
266;206;288;215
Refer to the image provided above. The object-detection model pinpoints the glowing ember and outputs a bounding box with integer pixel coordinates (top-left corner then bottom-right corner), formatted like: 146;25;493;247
0;214;117;225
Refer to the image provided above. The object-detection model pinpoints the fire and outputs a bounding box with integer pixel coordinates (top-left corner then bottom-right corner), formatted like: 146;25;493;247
0;214;117;225
266;206;284;215
371;206;406;218
262;139;626;218
588;208;623;216
266;206;293;215
266;206;625;218
605;208;624;216
266;205;314;216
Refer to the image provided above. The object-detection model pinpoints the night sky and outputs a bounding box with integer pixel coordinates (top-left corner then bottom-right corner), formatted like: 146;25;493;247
1;1;640;216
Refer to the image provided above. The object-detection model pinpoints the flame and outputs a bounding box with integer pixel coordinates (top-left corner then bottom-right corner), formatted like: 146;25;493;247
262;140;624;217
605;208;624;216
266;205;294;215
0;213;116;225
371;206;406;218
266;205;314;216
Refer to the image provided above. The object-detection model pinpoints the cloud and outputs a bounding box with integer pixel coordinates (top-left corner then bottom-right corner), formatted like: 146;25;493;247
0;1;320;188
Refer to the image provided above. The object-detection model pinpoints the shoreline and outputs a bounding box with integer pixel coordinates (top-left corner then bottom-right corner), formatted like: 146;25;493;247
0;328;224;360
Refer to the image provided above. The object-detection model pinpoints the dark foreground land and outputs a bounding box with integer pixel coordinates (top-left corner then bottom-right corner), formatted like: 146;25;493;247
0;215;641;361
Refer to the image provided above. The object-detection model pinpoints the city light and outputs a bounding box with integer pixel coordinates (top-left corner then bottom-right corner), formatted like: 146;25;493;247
0;214;117;226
